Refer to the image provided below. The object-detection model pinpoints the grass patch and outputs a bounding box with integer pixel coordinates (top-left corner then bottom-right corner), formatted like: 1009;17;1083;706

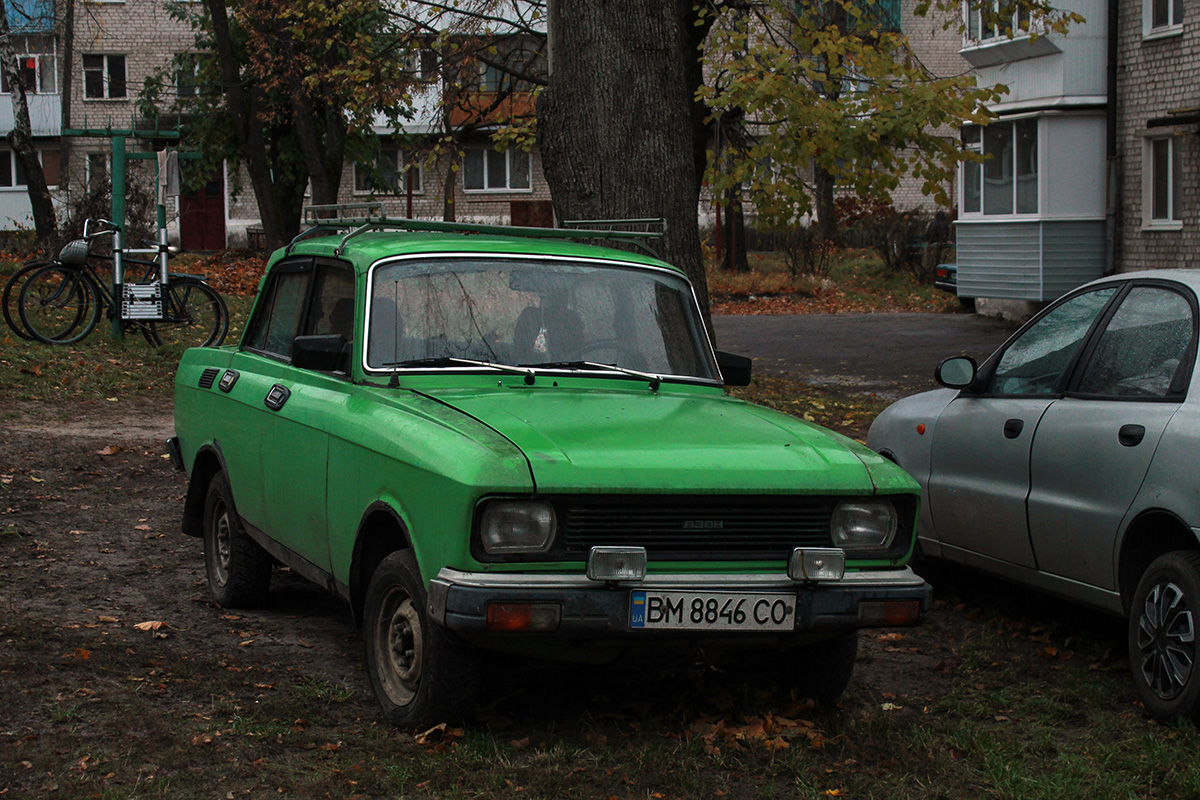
708;248;960;314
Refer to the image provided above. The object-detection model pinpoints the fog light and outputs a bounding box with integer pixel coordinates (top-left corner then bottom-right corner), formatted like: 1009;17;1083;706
788;548;845;582
858;600;921;626
485;603;561;632
586;546;647;582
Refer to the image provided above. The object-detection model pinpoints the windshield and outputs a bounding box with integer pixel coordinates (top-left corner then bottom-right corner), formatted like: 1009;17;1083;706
365;256;720;381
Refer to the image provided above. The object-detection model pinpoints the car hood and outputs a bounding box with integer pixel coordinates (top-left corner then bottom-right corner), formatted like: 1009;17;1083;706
416;383;892;494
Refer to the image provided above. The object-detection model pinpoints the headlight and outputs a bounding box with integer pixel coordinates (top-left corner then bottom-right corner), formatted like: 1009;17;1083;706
831;500;898;551
479;500;556;554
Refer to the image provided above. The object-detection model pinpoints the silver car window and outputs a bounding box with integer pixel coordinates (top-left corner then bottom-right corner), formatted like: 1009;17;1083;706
1076;287;1193;397
986;287;1118;396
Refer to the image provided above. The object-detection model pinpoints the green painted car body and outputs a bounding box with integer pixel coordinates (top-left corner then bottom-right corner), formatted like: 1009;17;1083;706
171;221;928;725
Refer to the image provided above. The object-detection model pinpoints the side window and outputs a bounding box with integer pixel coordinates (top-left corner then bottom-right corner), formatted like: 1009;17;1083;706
244;269;311;357
986;287;1118;396
308;268;356;341
1076;287;1194;397
245;260;355;359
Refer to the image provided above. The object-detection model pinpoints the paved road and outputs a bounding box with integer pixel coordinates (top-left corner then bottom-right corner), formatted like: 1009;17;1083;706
713;312;1021;399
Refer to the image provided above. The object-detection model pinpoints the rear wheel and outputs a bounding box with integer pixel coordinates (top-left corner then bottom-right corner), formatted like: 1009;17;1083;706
363;551;480;728
17;264;100;345
1129;551;1200;721
144;278;228;349
202;473;271;608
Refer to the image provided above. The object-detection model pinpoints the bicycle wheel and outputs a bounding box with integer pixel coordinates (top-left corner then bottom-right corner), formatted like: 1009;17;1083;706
144;278;228;349
17;264;100;345
2;261;54;340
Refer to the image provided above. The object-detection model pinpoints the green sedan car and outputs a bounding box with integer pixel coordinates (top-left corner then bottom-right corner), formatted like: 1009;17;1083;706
169;213;930;727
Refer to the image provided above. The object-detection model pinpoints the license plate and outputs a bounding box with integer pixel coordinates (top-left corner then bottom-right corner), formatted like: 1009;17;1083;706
629;590;796;631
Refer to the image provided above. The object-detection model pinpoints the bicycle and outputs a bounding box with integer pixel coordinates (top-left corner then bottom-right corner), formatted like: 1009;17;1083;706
15;219;228;349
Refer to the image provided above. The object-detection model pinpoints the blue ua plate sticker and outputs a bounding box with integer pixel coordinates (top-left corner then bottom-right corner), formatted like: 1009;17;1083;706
630;590;647;628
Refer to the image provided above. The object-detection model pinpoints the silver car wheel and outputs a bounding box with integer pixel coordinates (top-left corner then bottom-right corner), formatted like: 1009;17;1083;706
212;502;233;589
373;586;423;707
1136;580;1195;701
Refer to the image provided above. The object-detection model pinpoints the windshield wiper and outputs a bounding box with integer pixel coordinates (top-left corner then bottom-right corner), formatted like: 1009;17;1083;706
534;360;662;391
384;356;537;384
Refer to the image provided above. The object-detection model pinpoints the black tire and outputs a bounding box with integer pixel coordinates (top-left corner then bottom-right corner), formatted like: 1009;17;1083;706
786;630;859;704
17;264;100;345
363;551;481;728
1128;551;1200;721
202;473;272;608
144;278;228;349
2;260;53;340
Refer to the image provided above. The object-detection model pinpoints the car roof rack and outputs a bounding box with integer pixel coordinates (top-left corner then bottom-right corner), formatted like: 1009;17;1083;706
288;203;667;257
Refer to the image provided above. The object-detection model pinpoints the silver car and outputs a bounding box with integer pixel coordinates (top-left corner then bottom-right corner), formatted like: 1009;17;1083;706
868;270;1200;721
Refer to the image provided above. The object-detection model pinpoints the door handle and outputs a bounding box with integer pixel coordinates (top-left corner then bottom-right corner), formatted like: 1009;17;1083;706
264;384;291;411
1119;424;1146;447
1003;418;1024;439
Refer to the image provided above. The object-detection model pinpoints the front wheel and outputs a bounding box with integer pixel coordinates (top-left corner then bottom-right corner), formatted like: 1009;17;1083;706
363;551;480;728
785;630;859;704
1129;551;1200;721
144;278;228;349
17;264;100;345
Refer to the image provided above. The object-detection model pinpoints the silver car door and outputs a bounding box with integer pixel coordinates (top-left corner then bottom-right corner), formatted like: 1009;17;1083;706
927;286;1120;567
1028;285;1194;589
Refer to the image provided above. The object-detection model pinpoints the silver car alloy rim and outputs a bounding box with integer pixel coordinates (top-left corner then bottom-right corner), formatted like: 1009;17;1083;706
1137;581;1196;701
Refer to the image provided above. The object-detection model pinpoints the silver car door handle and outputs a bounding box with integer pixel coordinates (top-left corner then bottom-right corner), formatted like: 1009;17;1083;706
1003;418;1024;439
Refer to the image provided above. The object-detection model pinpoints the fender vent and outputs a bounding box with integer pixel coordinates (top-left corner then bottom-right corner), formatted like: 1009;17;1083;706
198;368;220;389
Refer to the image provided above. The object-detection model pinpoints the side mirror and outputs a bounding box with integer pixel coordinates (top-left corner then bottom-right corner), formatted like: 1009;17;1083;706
935;356;977;390
716;350;752;387
292;334;350;373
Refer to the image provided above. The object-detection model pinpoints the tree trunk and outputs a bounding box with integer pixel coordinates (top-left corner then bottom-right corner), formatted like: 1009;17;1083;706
59;0;75;193
0;3;56;243
203;0;305;249
722;184;748;273
538;0;712;319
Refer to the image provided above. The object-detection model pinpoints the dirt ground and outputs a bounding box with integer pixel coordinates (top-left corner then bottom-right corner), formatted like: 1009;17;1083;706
0;398;1135;798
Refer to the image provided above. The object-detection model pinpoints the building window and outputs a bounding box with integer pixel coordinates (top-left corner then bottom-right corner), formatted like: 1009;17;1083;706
1145;136;1182;227
83;54;127;99
463;146;530;192
962;119;1038;215
1144;0;1183;36
1;54;54;94
354;148;422;195
176;53;200;98
0;149;60;188
87;153;109;191
964;0;1032;43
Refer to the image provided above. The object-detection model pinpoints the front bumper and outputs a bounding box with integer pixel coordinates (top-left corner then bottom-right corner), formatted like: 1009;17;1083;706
428;567;931;639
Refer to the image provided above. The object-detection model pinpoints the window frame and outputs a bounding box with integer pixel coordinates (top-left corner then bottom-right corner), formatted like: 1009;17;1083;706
1143;0;1184;39
243;257;356;364
0;148;60;190
960;117;1039;218
462;146;532;193
82;53;127;100
353;147;423;196
1143;134;1183;231
962;0;1033;45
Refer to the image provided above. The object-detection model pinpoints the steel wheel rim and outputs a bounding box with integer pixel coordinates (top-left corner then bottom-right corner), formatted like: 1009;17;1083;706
1137;580;1196;701
212;499;232;588
375;588;422;706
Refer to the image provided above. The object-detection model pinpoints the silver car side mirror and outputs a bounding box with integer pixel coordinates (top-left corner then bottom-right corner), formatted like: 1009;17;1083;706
936;356;977;389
